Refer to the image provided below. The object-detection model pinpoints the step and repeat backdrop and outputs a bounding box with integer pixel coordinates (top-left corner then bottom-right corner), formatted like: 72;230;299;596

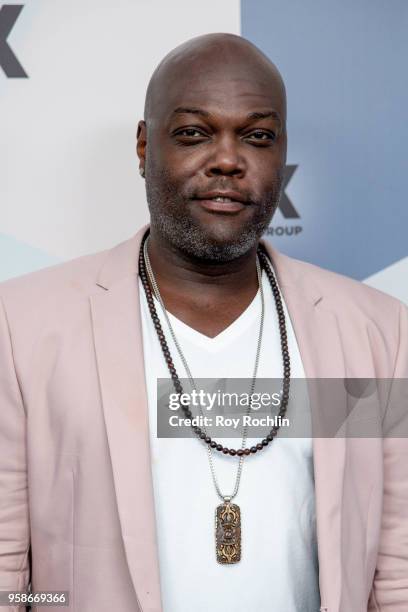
1;1;407;302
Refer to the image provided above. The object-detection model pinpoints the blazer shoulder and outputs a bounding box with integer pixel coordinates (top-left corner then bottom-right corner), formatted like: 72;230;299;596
0;246;111;305
284;252;405;316
277;253;407;371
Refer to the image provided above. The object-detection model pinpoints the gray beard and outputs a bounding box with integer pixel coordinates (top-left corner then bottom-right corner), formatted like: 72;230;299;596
145;170;283;263
149;207;271;262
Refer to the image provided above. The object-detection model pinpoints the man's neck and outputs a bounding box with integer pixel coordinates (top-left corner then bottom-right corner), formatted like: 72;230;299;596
145;231;260;339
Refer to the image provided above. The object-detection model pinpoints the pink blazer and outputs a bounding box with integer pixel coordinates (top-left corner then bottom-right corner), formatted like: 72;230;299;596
0;224;407;612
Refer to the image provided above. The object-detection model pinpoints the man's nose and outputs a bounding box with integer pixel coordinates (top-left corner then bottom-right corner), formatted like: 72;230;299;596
204;135;246;177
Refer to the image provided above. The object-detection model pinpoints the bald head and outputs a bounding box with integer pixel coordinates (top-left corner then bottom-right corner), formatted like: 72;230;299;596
144;33;286;125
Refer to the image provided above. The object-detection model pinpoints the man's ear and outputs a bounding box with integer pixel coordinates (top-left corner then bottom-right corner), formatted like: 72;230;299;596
136;120;147;164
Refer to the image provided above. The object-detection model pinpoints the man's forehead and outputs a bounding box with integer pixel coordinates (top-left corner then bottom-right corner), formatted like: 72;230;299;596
158;71;286;122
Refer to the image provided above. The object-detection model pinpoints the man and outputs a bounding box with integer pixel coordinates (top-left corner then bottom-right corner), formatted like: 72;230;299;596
0;33;407;612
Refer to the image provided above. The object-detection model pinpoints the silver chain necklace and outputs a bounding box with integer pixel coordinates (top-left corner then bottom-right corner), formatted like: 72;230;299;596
143;237;265;563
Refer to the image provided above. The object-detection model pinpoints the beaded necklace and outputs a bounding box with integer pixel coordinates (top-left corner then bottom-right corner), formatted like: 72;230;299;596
139;231;291;563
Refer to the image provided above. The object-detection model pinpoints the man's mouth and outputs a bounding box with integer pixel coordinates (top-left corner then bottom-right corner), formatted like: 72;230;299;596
209;196;236;202
193;191;248;214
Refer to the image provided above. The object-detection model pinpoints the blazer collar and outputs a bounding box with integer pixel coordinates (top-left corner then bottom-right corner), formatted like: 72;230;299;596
96;223;323;306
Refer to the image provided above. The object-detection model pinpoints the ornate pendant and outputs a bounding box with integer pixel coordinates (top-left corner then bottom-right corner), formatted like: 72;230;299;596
215;501;241;564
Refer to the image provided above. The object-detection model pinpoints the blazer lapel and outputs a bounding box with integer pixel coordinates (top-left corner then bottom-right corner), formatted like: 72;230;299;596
90;225;162;612
262;241;347;612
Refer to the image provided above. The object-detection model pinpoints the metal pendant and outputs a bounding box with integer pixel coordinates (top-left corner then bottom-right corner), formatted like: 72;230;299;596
215;501;241;564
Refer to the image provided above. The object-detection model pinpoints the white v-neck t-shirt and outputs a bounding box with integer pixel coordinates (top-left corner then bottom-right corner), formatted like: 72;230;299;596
138;260;320;612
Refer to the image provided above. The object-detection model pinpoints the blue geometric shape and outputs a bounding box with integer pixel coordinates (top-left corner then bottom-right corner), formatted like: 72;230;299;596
0;233;60;282
242;0;408;280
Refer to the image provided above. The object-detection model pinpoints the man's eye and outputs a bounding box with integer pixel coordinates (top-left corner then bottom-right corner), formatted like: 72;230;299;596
176;128;205;137
247;131;276;142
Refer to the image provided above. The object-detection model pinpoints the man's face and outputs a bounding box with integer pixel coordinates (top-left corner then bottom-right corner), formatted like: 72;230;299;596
138;60;287;261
